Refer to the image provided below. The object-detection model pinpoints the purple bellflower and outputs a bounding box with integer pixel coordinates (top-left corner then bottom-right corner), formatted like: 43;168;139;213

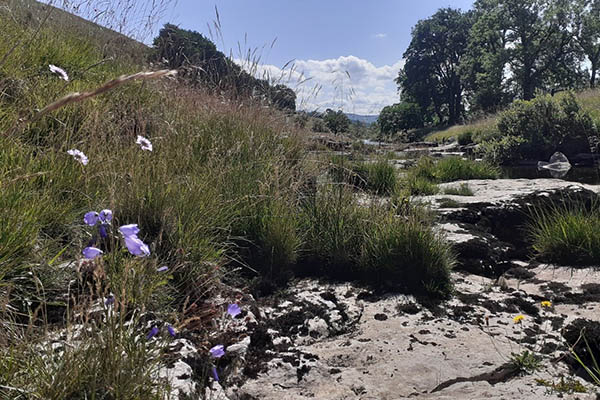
124;235;150;257
209;345;225;358
118;224;140;237
167;325;176;337
82;247;103;259
84;211;99;226
147;326;159;340
227;303;241;318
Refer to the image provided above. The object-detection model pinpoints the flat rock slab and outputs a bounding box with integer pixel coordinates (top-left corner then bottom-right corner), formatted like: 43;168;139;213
425;178;599;208
229;272;599;399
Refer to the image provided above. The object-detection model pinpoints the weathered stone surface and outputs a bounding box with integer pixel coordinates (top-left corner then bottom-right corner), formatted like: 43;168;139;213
427;179;600;276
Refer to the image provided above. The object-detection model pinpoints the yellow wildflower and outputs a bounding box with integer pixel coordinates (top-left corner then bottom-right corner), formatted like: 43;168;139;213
513;314;525;324
541;301;552;308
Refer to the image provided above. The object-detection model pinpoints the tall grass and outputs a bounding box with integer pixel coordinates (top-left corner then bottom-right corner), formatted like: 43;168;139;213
300;184;455;296
528;201;600;265
329;155;397;195
0;8;308;396
400;157;499;195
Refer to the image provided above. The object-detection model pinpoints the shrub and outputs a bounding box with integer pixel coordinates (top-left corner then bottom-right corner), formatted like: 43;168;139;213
528;201;600;265
482;93;599;164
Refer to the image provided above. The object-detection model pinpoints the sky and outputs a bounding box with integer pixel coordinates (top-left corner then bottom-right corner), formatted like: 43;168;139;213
159;1;474;114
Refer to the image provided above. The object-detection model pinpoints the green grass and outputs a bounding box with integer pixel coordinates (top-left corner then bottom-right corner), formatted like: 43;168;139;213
300;185;455;296
528;201;600;265
329;155;397;195
400;157;498;195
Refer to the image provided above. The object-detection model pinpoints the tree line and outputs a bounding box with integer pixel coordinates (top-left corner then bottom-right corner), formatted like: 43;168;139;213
380;0;600;135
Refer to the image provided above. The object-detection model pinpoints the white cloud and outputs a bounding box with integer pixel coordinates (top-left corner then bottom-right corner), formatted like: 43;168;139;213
373;33;387;39
235;55;404;115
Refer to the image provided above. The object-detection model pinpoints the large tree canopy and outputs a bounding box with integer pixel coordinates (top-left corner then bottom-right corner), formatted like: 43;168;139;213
378;102;424;136
397;8;473;125
470;0;579;100
574;0;600;88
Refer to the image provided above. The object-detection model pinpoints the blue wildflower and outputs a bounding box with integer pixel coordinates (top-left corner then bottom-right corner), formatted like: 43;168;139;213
227;303;241;318
147;326;159;340
209;345;225;358
82;247;103;259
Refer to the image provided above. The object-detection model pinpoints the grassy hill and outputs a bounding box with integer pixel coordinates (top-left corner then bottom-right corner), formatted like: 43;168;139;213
2;0;148;60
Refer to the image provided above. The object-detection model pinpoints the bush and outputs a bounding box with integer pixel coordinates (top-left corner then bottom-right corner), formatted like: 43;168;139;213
481;94;599;164
528;201;600;265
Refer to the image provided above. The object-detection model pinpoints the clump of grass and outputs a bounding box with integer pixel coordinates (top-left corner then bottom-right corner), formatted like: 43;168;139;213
400;174;439;195
400;157;498;195
437;198;462;208
359;212;454;296
329;155;397;195
300;185;454;296
432;157;500;182
442;183;474;196
528;201;600;265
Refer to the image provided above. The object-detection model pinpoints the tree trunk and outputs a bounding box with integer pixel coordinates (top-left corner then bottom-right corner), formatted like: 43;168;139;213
522;79;535;101
591;64;597;89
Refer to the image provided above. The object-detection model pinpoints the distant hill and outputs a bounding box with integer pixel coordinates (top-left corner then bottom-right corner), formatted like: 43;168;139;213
345;113;378;125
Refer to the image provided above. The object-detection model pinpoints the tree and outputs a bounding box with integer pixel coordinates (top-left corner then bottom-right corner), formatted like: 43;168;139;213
151;23;233;85
378;102;424;136
471;0;578;100
323;109;350;135
574;0;600;88
397;8;473;125
269;84;296;112
460;6;512;113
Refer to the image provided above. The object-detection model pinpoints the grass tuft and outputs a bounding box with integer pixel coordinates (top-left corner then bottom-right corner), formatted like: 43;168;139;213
528;200;600;265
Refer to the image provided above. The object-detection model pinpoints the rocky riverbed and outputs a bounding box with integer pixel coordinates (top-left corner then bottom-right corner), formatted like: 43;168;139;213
161;179;600;400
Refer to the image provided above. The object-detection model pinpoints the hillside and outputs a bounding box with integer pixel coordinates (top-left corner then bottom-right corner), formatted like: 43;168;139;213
2;0;148;61
345;113;378;125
